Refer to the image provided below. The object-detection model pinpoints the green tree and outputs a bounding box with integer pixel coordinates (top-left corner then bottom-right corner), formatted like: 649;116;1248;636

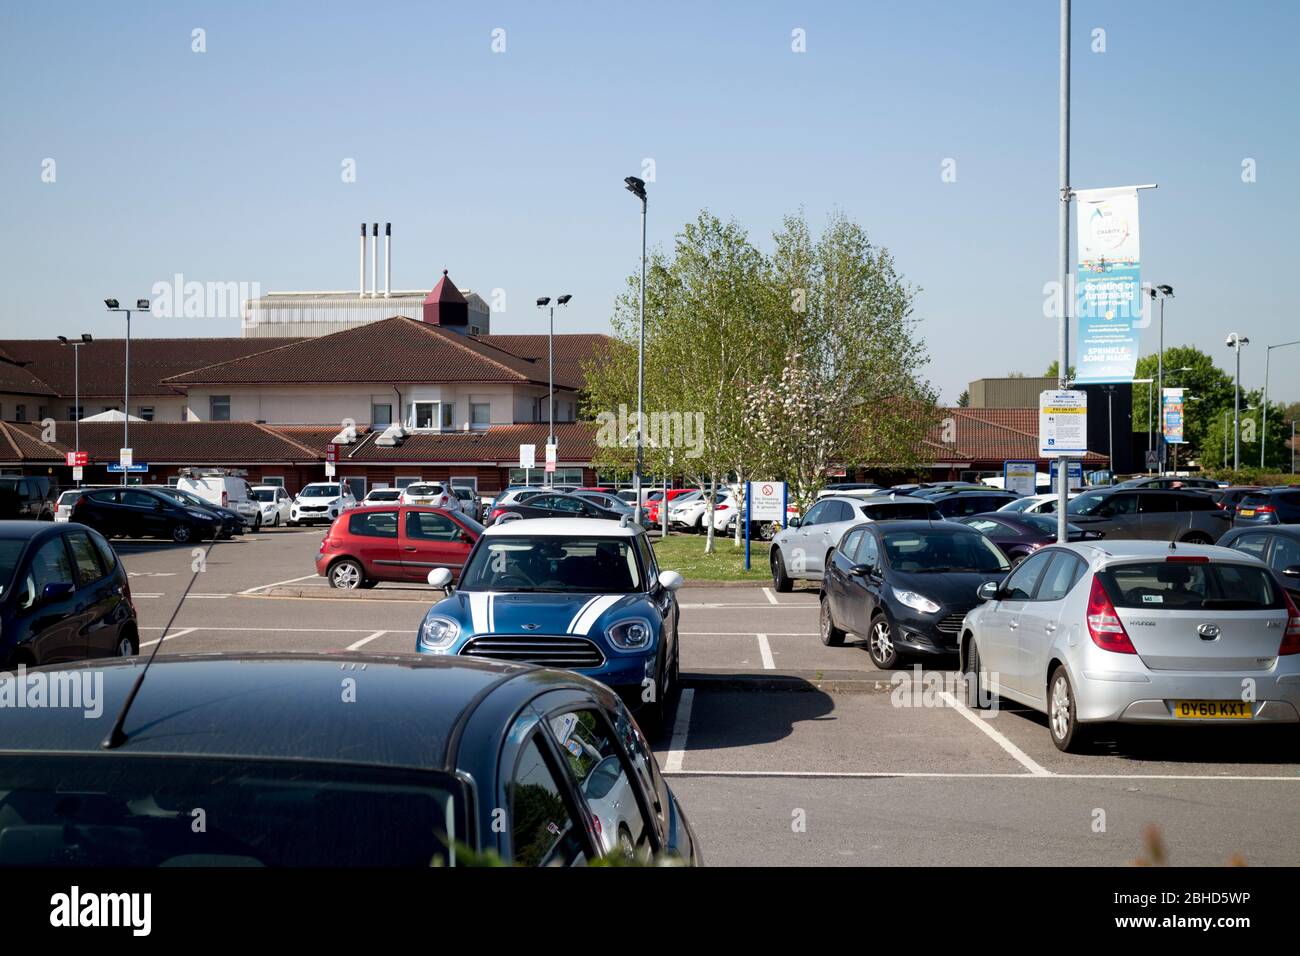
956;389;970;408
1044;360;1075;380
1129;346;1233;463
1200;391;1292;471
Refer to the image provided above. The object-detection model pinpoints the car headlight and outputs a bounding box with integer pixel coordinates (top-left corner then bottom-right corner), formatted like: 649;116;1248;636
606;619;653;650
419;615;460;650
891;588;941;615
186;509;212;520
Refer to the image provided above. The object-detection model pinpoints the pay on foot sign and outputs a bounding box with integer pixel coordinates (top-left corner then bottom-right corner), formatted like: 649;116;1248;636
1039;390;1087;457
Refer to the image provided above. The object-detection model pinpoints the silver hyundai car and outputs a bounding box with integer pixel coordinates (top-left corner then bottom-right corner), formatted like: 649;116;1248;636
959;540;1300;752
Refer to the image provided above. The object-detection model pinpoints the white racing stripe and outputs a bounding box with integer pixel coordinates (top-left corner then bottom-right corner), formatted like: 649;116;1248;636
468;593;490;634
570;595;621;635
565;596;600;634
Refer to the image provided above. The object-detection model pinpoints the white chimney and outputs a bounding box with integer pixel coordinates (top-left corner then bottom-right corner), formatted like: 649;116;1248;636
359;223;366;297
370;223;378;298
384;223;391;298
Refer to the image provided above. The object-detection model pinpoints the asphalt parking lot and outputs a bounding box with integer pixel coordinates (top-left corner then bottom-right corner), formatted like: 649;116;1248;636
121;528;1300;866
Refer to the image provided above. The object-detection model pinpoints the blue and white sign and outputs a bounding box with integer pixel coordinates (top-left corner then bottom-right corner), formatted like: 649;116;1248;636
1162;388;1186;444
1075;187;1142;384
1003;461;1037;498
107;463;149;473
1049;459;1085;491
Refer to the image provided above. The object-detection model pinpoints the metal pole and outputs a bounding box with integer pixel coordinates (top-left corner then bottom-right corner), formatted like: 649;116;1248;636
1293;420;1296;475
548;304;554;489
1223;411;1228;469
1107;388;1114;483
74;344;80;458
1156;297;1164;476
1233;340;1241;472
1055;0;1071;543
1147;381;1152;469
634;194;647;526
123;309;130;486
1262;346;1270;470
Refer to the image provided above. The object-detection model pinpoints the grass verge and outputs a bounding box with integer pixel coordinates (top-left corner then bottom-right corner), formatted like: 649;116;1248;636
650;532;772;583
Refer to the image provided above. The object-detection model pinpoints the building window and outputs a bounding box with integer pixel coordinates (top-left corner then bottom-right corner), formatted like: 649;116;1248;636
261;476;284;488
342;476;367;500
441;403;455;430
210;396;231;421
395;475;421;489
68;406;83;421
138;406;154;421
470;400;491;430
371;403;392;426
409;402;436;429
14;405;25;423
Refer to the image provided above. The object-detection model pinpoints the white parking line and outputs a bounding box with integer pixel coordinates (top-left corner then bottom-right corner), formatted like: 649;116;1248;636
185;593;232;599
663;689;695;773
662;769;1300;782
679;603;807;609
346;630;388;651
131;593;164;598
937;690;1052;777
239;573;318;594
682;631;817;636
762;587;778;605
756;634;775;670
140;627;198;649
138;625;378;633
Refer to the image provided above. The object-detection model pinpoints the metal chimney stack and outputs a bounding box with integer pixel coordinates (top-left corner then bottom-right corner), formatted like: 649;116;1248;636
359;223;366;297
384;223;391;298
370;223;378;298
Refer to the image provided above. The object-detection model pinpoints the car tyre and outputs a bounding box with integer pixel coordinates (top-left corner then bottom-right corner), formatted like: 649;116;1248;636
272;513;281;527
964;637;989;709
819;594;846;646
328;559;365;590
115;628;139;658
170;523;193;544
251;513;262;533
867;612;900;670
1048;664;1090;753
771;548;794;592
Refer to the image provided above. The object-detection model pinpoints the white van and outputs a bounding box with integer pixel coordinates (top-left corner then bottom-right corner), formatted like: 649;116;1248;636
176;470;263;531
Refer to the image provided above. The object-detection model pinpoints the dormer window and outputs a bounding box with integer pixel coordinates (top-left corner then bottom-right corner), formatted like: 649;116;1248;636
407;401;455;431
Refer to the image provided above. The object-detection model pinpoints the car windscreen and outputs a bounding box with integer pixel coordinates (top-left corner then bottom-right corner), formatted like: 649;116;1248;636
252;489;276;502
300;484;341;498
1066;491;1109;516
405;484;443;496
459;535;642;593
0;755;464;866
157;489;207;508
0;539;25;596
367;490;401;500
880;529;1011;573
863;502;940;520
1101;561;1284;611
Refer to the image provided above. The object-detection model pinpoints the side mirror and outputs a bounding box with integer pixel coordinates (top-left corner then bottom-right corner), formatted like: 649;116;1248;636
788;516;801;528
657;570;684;592
42;581;74;601
977;581;1000;602
849;563;871;578
1283;565;1300;579
427;568;453;590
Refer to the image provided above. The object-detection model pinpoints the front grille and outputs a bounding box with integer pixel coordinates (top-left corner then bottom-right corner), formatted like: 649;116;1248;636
460;635;605;668
300;505;327;512
936;612;967;635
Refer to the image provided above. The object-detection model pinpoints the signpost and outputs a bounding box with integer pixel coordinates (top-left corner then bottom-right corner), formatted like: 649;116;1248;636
1003;460;1037;498
744;481;787;571
119;448;133;469
324;461;336;478
65;451;88;467
1039;389;1088;456
544;443;557;480
520;443;536;487
107;463;148;474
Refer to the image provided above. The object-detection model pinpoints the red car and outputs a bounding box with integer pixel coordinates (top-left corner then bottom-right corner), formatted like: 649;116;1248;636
644;488;696;524
316;505;482;589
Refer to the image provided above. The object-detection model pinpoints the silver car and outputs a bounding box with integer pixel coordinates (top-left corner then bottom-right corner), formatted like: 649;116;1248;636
960;541;1300;752
770;495;942;591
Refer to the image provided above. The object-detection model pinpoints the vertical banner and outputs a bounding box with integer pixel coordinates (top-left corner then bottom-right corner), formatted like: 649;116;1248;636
1162;388;1185;443
1075;187;1142;384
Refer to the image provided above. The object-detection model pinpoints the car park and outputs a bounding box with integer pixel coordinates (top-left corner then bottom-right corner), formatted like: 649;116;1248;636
70;486;223;543
960;541;1300;752
1219;524;1300;599
417;517;683;737
0;521;138;667
148;486;246;538
251;484;293;526
1232;486;1300;527
316;504;483;589
820;519;1011;668
958;512;1100;564
0;476;56;521
1065;487;1229;543
574;490;636;516
0;652;699;866
176;469;263;531
1210;485;1262;520
290;481;358;526
486;491;622;524
666;490;714;531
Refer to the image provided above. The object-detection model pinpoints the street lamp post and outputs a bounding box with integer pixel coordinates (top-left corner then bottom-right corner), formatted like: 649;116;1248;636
105;298;150;485
1262;339;1300;469
1148;285;1174;474
535;294;571;488
1225;332;1250;472
57;334;93;485
624;175;648;524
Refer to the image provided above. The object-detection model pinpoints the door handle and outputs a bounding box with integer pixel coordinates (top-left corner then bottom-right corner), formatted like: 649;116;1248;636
1008;619;1018;630
402;546;418;552
1045;622;1058;633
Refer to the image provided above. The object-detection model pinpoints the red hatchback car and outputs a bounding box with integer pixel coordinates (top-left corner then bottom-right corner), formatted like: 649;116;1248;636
316;505;483;589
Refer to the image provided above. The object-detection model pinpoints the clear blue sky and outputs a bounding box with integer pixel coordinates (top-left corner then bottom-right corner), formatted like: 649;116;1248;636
3;0;1297;405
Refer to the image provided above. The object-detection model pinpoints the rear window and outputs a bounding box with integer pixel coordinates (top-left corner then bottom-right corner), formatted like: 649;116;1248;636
405;484;444;496
863;502;940;520
1101;561;1284;611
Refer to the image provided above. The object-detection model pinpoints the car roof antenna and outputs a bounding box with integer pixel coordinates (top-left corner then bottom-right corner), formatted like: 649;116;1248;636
101;528;223;750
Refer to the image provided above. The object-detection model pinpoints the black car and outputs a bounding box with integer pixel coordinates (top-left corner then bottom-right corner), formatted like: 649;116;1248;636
1232;486;1300;527
146;484;246;537
70;486;223;543
820;519;1011;668
957;512;1100;564
1219;525;1300;598
0;476;56;521
0;521;138;668
1114;475;1221;490
1211;485;1264;519
0;653;700;866
1065;487;1229;543
488;491;622;524
925;489;1020;518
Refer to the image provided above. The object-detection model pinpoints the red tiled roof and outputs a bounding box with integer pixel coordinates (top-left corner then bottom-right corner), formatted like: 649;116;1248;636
0;357;58;396
0;421;325;464
0;337;304;398
342;421;597;464
479;334;614;389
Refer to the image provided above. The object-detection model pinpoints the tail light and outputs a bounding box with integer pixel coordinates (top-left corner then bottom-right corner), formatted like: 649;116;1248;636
1255;505;1276;513
1085;576;1136;654
716;504;730;511
221;491;229;507
489;507;506;522
1281;589;1300;656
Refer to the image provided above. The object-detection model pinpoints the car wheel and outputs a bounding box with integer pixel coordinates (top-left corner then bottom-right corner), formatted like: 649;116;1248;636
251;513;262;533
171;524;193;544
1048;665;1090;753
1179;532;1212;545
964;636;989;709
819;594;846;646
273;514;281;527
328;559;364;590
771;548;793;592
637;652;670;742
867;613;900;669
115;629;139;657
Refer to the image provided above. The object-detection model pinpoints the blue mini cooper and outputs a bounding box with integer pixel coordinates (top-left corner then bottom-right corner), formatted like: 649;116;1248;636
417;517;684;737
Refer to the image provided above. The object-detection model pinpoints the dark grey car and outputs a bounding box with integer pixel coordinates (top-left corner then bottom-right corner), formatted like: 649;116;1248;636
1066;488;1230;543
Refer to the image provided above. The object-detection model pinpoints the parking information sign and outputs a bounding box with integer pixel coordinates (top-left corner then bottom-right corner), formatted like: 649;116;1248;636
119;447;133;468
544;443;557;474
1049;458;1085;491
1003;460;1037;497
519;444;536;469
324;461;336;477
748;481;786;521
1038;390;1087;456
